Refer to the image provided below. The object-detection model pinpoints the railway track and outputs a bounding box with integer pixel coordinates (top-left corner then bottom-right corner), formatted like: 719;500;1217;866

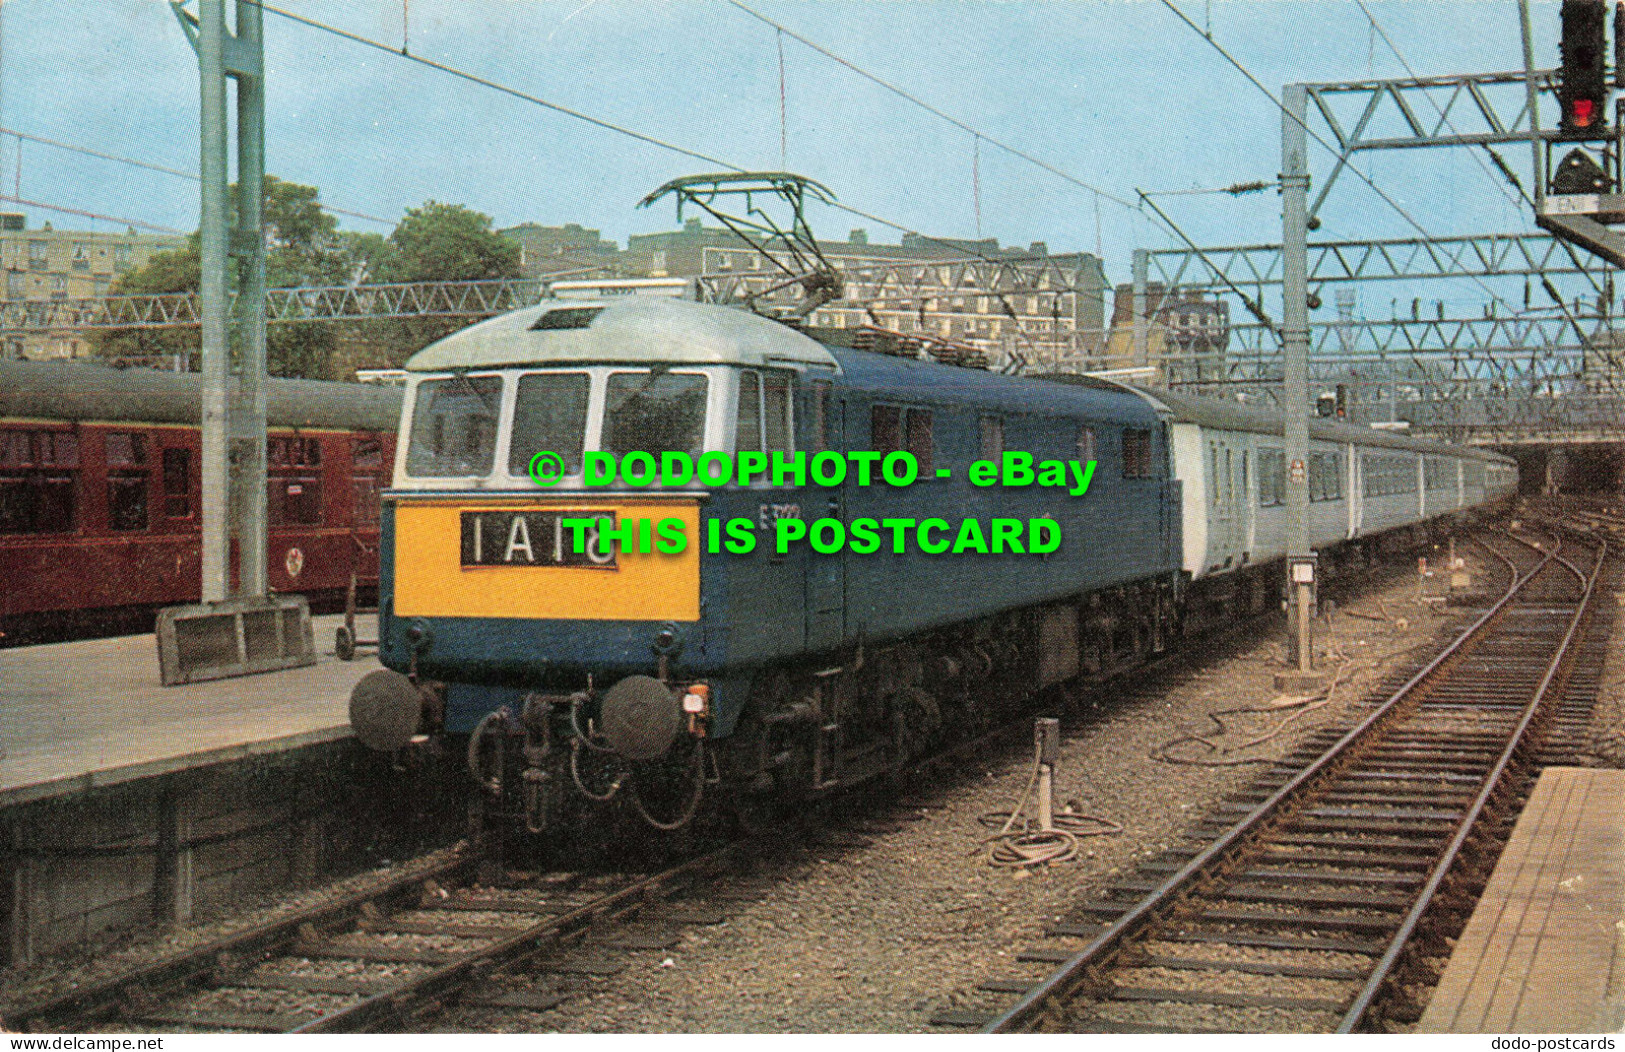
3;540;1515;1034
939;525;1612;1034
2;844;755;1033
3;767;940;1032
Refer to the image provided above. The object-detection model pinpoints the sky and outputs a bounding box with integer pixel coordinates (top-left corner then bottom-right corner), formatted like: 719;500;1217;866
0;0;1574;309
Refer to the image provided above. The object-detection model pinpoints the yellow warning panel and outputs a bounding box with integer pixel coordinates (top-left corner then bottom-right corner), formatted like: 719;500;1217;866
392;497;700;622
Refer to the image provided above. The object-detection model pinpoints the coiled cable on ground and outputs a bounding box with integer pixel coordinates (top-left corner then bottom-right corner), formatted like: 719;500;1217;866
1151;651;1365;766
978;736;1121;869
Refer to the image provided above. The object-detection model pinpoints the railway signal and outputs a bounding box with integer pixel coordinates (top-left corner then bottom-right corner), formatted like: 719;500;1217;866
1559;0;1611;137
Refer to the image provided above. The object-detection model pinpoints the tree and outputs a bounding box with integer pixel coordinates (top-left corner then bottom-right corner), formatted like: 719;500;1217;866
338;230;393;284
94;176;347;377
94;191;526;376
90;235;203;367
258;176;349;378
362;202;523;368
379;201;521;283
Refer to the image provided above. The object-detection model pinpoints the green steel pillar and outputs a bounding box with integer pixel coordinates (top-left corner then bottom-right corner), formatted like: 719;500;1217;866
172;0;266;600
233;0;267;597
194;0;230;602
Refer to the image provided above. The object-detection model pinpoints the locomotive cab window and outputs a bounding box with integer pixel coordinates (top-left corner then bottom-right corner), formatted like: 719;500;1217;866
406;374;501;478
603;370;708;459
509;371;590;477
734;369;794;454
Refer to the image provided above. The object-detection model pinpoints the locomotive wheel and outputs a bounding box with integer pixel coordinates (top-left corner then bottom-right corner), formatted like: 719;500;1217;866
891;686;942;759
335;625;356;661
730;789;784;837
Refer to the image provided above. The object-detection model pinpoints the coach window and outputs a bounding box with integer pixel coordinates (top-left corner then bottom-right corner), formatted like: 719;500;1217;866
1123;428;1153;479
0;432;31;534
406;374;501;477
1309;451;1341;502
106;432;149;532
1259;449;1285;506
980;416;1004;460
509;372;589;477
268;436;323;526
351;436;384;526
162;448;192;519
604;370;709;459
0;430;77;534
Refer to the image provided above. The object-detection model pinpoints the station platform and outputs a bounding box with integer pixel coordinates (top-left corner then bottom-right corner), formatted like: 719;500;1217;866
1419;767;1625;1033
0;614;379;808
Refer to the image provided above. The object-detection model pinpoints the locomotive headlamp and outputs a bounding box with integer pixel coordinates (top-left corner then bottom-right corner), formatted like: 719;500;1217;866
683;683;711;738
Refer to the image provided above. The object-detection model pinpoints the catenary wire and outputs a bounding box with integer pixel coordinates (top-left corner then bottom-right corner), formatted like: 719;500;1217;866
1158;0;1518;317
244;0;1112;269
724;0;1143;215
0;126;392;227
1352;0;1534;215
0;194;186;234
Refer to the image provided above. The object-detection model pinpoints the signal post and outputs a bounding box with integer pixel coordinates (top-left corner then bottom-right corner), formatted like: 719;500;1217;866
1278;83;1326;694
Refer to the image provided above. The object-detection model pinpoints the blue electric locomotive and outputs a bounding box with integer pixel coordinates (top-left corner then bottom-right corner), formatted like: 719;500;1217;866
350;293;1513;830
353;295;1184;827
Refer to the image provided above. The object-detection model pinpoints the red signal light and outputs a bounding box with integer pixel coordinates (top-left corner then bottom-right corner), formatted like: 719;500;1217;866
1573;97;1598;126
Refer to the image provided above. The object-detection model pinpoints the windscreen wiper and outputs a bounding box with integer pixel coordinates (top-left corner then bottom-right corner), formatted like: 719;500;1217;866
449;369;496;414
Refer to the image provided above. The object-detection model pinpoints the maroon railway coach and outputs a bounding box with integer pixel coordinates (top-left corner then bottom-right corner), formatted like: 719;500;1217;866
0;359;401;644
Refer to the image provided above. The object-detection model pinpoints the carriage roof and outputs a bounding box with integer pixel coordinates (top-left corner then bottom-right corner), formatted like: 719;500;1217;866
0;358;401;432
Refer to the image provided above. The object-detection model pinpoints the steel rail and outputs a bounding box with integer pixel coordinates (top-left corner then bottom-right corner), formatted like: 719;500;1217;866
294;837;753;1032
1338;532;1605;1030
985;533;1545;1033
5;855;476;1032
